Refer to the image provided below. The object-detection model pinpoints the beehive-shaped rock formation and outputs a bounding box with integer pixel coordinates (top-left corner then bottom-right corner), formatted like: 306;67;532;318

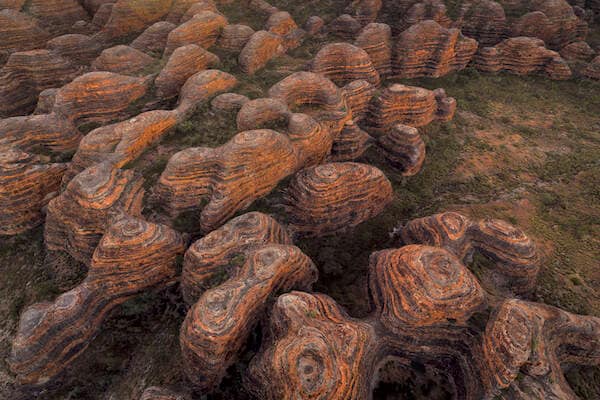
311;43;380;86
457;0;508;47
175;69;238;118
377;124;426;176
582;55;600;79
182;211;292;305
0;9;50;56
401;0;453;32
91;45;156;75
341;79;377;122
180;244;317;391
46;34;103;66
239;31;284;75
327;14;362;40
131;21;177;55
217;24;255;51
9;214;184;385
283;162;393;236
392;20;478;79
25;0;88;34
474;37;572;79
367;84;456;132
346;0;383;25
354;23;392;77
45;162;145;265
164;11;227;56
98;0;173;41
329;120;373;162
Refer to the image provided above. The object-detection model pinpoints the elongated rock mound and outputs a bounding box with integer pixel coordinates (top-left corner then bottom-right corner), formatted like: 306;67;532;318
175;69;238;118
367;84;456;132
180;244;317;391
91;45;156;75
239;30;284;75
182;211;292;305
45;161;145;265
311;42;380;86
164;11;227;56
283;162;393;236
392;20;478;79
9;214;184;386
474;37;572;80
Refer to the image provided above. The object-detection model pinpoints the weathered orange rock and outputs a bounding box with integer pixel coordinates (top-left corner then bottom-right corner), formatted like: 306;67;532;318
0;147;66;235
266;11;297;36
367;84;456;132
378;124;426;176
0;113;81;154
311;42;380;86
131;21;177;55
246;291;379;400
401;0;452;32
329;120;372;162
0;0;26;9
481;299;600;398
98;0;173;40
0;9;49;56
181;244;317;391
327;14;362;40
399;212;539;293
474;37;572;79
182;211;291;305
392;20;478;79
559;40;596;62
52;71;151;126
457;0;508;47
45;161;145;264
155;129;298;232
164;11;227;56
155;45;220;99
304;16;324;35
176;0;219;23
217;24;255;51
211;92;249;113
0;49;80;117
342;79;376;122
92;45;156;75
370;245;485;328
9;213;184;385
346;0;382;25
239;30;285;75
91;2;114;28
46;34;103;66
248;0;279;15
64;110;178;183
283;162;393;236
236;98;291;131
582;55;600;79
26;0;88;34
175;69;238;118
354;23;392;78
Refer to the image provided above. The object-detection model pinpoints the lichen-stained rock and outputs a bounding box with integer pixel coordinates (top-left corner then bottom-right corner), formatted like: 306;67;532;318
582;55;600;79
377;124;426;176
26;0;88;34
52;71;151;126
457;0;508;47
392;20;478;79
156;129;299;232
481;299;600;398
164;11;227;56
268;71;352;140
0;113;81;154
329;120;372;162
239;30;284;75
474;37;573;80
0;50;80;117
327;14;362;40
354;23;392;77
468;218;539;293
98;0;173;41
181;245;318;391
369;245;485;328
175;69;238;118
64;110;178;183
342;79;376;122
0;10;49;55
211;92;249;113
217;24;255;51
140;386;190;400
130;21;177;55
182;211;291;305
46;34;102;67
92;45;156;75
400;212;474;260
311;43;380;86
511;0;587;50
9;214;184;386
346;0;382;25
283;162;393;236
246;291;380;400
559;40;596;62
0;147;66;235
45;161;145;265
155;45;220;99
367;84;456;132
236;98;291;131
